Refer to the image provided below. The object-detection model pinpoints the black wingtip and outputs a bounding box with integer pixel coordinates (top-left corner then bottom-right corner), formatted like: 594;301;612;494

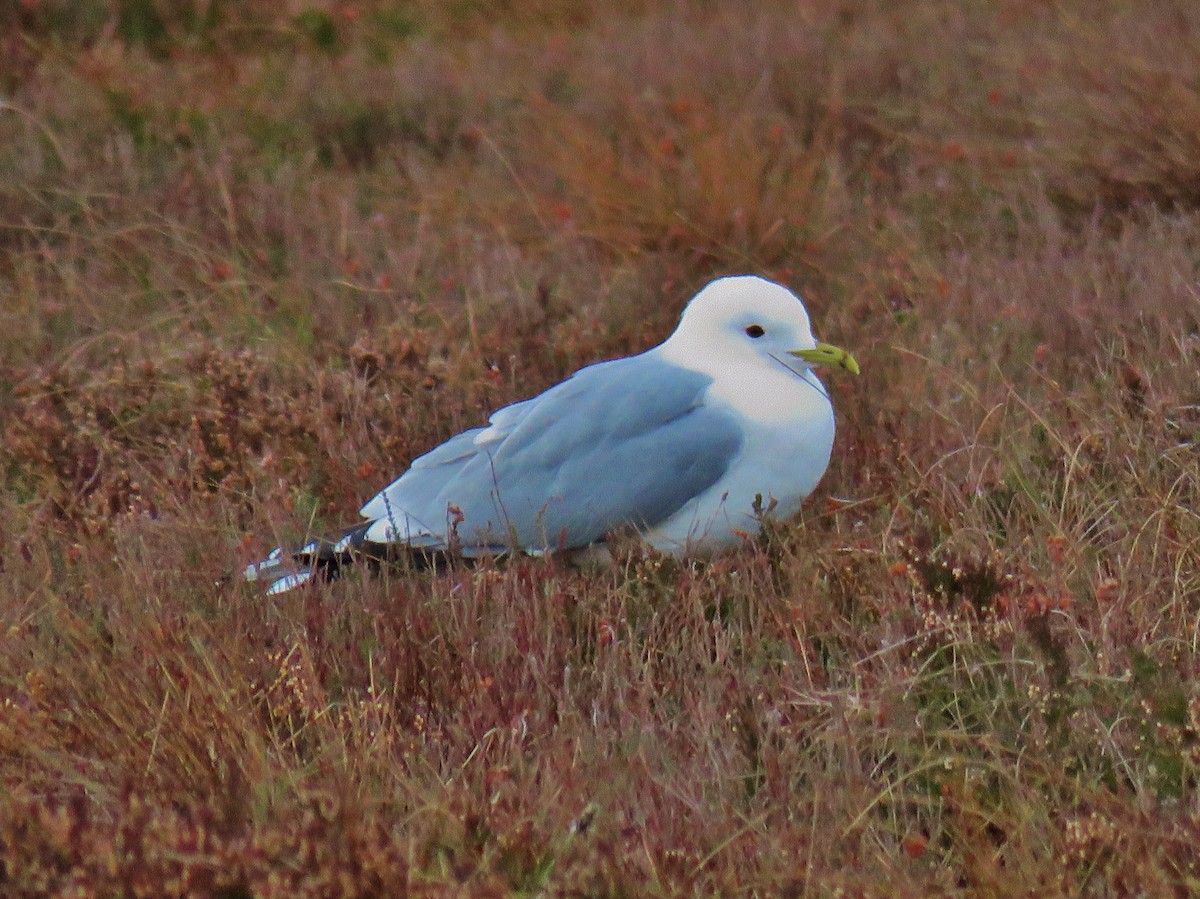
243;519;410;594
244;518;482;595
265;569;314;595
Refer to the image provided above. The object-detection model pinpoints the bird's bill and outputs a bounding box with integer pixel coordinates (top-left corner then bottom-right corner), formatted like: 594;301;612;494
788;342;861;375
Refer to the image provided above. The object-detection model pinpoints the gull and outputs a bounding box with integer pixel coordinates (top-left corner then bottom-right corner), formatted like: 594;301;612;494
244;275;859;594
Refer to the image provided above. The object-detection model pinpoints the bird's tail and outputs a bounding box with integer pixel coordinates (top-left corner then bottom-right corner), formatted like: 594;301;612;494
243;520;395;595
242;520;501;594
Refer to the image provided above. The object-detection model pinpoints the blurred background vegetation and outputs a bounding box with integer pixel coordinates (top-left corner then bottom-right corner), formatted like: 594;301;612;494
1;1;1199;894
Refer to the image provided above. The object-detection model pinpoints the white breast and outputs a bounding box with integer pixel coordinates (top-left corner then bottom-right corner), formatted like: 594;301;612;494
644;363;835;553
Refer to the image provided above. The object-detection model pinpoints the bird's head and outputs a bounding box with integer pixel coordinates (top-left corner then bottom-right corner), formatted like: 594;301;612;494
667;275;860;379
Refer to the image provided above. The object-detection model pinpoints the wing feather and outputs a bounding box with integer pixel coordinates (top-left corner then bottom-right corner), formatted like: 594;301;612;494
360;353;743;550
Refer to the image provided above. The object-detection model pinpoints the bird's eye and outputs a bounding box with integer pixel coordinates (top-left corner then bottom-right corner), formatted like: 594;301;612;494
745;324;765;338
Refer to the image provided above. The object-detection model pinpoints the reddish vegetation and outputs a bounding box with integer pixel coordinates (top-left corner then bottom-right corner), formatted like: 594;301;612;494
2;1;1200;895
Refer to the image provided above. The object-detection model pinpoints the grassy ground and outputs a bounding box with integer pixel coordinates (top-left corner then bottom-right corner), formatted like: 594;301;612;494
2;1;1199;895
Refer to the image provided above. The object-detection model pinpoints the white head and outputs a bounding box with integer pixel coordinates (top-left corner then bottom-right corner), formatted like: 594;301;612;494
661;275;858;380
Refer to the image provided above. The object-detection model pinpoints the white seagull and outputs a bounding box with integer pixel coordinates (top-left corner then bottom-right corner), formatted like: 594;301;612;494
245;275;859;593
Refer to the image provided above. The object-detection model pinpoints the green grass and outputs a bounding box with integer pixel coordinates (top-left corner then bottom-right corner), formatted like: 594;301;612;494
3;0;1200;894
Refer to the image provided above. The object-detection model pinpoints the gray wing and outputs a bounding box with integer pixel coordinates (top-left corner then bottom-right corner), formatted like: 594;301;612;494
359;353;744;551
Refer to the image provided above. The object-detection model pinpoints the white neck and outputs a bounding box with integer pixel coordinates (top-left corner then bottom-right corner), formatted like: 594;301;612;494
655;337;830;426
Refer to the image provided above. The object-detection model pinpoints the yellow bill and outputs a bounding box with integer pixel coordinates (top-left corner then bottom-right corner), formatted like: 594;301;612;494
789;342;861;375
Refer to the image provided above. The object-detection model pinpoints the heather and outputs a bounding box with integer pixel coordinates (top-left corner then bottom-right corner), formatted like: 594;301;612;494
2;2;1199;895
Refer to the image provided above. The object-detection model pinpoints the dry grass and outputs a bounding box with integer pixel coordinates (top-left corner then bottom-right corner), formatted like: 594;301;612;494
2;0;1200;895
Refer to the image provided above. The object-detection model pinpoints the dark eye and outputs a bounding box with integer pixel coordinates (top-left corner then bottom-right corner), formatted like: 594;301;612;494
745;324;765;338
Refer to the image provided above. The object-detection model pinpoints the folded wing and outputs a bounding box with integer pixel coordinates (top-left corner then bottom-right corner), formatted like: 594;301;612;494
360;353;744;552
